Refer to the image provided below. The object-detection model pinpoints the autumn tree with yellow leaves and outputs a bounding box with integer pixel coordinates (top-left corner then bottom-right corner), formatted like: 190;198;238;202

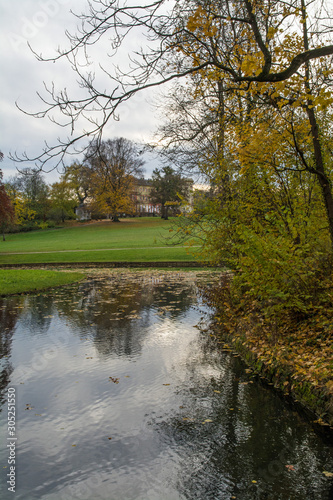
166;0;333;243
155;0;333;321
84;138;145;221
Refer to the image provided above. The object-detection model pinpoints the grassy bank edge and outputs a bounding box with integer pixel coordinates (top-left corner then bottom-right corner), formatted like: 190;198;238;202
213;328;333;433
0;269;86;296
0;266;220;296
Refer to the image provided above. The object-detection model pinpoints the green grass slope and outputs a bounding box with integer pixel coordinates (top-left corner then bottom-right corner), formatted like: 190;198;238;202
0;269;84;295
0;218;199;264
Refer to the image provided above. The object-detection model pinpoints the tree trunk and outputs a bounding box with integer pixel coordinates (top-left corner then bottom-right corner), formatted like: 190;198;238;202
306;106;333;249
113;214;120;222
300;0;333;250
161;204;169;220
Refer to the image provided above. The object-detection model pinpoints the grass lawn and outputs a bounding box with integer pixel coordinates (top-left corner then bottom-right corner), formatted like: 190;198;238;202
0;269;85;296
0;218;200;265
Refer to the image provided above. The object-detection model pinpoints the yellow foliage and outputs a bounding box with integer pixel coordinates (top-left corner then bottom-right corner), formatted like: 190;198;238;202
12;195;36;225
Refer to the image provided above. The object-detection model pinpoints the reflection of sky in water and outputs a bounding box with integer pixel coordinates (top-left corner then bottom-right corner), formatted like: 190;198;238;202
0;271;332;500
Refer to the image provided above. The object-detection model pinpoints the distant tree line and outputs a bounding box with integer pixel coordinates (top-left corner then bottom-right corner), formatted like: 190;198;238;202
0;139;192;235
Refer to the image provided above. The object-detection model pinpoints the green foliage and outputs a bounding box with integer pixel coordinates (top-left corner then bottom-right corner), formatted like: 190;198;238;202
64;162;92;204
48;179;77;222
6;169;50;228
151;0;333;332
151;166;191;219
181;137;333;323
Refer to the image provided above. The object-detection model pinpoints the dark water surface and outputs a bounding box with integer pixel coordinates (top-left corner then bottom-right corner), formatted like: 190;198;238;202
0;270;332;500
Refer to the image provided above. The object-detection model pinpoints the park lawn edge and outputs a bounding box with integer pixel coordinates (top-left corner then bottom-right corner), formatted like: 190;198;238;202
0;248;196;265
0;269;86;296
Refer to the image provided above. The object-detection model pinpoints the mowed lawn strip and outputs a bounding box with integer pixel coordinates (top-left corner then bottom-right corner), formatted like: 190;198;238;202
0;247;194;265
0;269;85;296
0;218;184;253
0;218;199;265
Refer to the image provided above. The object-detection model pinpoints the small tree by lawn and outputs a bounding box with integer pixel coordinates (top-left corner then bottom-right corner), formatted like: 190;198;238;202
64;162;93;205
6;169;50;225
49;179;77;223
151;166;191;220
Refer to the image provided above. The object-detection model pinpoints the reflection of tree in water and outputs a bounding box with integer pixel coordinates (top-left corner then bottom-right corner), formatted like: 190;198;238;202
151;335;333;500
0;298;21;408
14;294;57;335
51;273;198;358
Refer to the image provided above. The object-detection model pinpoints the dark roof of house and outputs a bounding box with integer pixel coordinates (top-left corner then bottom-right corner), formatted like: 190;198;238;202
134;178;152;186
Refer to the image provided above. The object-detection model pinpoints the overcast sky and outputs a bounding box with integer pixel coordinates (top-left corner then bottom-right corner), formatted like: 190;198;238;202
0;0;163;183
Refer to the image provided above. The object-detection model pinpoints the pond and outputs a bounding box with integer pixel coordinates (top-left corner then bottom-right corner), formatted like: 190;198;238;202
0;270;333;500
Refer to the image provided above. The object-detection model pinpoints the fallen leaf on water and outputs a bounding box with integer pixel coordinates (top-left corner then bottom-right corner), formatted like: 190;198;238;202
323;471;333;478
163;383;170;386
252;480;257;484
214;390;221;393
285;465;295;471
109;377;119;383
